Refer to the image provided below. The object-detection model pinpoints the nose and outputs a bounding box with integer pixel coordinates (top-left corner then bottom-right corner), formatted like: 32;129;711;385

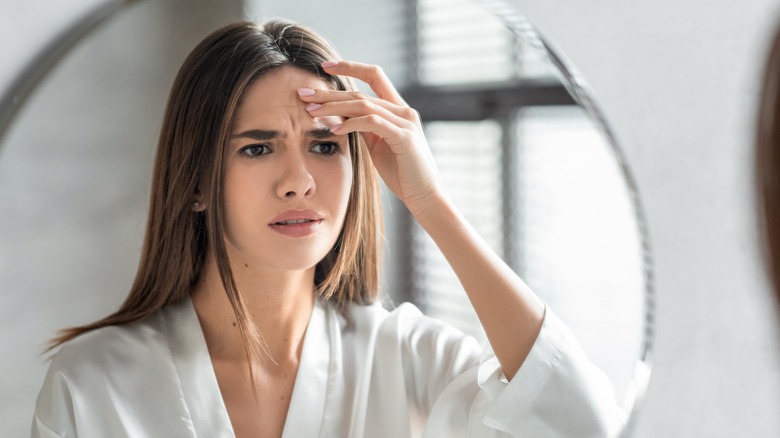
275;153;315;200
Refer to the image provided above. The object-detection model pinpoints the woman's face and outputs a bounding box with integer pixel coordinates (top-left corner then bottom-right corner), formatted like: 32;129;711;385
221;66;352;273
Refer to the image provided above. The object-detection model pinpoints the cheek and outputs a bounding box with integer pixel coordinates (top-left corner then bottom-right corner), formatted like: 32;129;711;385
224;168;248;206
223;166;272;225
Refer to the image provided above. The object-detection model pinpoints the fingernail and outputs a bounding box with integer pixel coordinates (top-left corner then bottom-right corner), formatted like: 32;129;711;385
330;123;342;133
305;103;322;111
297;88;315;96
321;61;338;68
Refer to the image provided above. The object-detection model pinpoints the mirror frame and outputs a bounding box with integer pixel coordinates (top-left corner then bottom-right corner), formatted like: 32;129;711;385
474;1;655;435
0;0;140;145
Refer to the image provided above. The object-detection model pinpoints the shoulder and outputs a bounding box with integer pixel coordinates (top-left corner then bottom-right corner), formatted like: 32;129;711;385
46;310;171;386
334;300;479;353
335;300;422;332
34;305;198;435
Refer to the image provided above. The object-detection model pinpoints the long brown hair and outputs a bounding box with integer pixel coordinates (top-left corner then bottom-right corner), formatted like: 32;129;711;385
45;20;382;361
757;23;780;306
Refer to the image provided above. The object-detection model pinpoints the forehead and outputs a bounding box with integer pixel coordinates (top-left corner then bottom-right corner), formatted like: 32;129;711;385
232;66;340;132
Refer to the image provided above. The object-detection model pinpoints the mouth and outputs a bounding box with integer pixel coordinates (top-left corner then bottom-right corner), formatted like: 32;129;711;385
268;210;324;238
268;217;323;238
273;218;321;225
270;209;324;225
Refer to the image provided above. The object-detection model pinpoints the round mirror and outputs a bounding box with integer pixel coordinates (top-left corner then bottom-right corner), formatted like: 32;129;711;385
0;0;652;436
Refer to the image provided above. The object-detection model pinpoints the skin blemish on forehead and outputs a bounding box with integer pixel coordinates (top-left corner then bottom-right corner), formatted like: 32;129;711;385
229;108;344;141
227;67;348;151
313;116;345;131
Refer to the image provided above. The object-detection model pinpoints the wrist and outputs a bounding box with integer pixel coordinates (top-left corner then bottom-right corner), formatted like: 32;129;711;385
406;189;452;226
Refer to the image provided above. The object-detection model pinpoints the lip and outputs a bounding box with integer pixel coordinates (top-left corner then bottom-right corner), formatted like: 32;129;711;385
269;209;324;238
270;209;324;224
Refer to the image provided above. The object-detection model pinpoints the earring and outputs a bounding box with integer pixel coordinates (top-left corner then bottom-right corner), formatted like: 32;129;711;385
193;201;200;211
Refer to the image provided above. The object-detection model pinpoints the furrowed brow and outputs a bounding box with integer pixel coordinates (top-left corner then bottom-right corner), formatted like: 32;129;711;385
307;128;336;139
230;130;279;140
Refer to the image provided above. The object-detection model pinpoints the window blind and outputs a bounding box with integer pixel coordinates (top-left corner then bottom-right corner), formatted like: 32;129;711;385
412;121;502;341
415;0;553;85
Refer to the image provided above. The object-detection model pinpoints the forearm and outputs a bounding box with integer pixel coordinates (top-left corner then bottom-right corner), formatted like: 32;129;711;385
309;60;546;379
412;193;545;380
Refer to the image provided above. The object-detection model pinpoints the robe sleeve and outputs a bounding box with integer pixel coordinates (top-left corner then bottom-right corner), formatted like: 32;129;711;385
391;303;626;437
30;362;77;438
31;416;65;438
474;308;626;437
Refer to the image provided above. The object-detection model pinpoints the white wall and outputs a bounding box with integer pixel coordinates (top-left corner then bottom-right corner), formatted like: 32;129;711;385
0;1;244;436
505;0;780;436
0;0;104;89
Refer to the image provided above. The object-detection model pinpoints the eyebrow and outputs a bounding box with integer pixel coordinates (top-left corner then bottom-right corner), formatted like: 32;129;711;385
230;128;335;140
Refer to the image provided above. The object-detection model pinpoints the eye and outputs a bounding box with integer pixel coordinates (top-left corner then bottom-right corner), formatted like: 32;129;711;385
311;142;339;155
239;144;270;158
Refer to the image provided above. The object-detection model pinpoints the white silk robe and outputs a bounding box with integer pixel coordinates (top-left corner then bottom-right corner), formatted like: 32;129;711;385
31;296;625;437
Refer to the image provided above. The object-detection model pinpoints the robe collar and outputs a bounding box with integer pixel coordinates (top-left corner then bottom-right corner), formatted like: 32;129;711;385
163;294;331;437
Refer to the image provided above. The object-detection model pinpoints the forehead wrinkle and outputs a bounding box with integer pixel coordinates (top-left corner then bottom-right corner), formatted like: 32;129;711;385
239;110;340;140
233;66;342;138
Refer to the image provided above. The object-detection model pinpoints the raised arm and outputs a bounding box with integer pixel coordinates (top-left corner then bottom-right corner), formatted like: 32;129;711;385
299;60;544;380
408;192;545;379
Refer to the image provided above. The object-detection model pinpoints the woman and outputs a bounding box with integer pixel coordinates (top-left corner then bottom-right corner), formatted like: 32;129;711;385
32;20;623;437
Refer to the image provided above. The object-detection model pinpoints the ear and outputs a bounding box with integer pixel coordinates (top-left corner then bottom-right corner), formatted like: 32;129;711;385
192;187;207;212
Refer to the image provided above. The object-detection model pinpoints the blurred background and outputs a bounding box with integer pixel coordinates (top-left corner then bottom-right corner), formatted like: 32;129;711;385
1;0;779;437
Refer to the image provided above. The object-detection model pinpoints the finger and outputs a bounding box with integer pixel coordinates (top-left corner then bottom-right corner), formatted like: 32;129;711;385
298;88;420;123
320;60;407;106
305;99;415;130
330;115;410;152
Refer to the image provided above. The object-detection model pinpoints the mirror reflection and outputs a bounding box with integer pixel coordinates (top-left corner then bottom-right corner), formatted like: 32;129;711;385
0;0;651;436
398;4;647;416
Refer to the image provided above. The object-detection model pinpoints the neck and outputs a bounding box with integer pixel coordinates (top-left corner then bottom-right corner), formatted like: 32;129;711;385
191;249;316;368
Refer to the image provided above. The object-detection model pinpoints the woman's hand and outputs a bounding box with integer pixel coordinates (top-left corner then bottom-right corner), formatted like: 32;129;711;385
301;62;546;383
297;60;442;218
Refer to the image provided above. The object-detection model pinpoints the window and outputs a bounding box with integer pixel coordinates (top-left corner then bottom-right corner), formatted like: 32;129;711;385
404;2;644;385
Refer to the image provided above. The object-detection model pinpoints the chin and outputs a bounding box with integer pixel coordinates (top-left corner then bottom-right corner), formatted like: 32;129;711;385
263;249;331;272
271;260;322;273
